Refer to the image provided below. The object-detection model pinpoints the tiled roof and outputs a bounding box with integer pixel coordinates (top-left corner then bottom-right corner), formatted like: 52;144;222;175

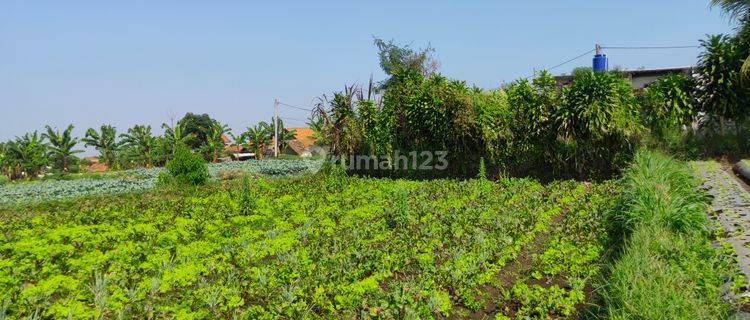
287;127;317;147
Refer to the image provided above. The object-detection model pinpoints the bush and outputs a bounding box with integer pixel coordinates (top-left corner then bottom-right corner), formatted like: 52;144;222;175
555;70;643;179
164;145;209;185
639;74;696;137
609;151;708;237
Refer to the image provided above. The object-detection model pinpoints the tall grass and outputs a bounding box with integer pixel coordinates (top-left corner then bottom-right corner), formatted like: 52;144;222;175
603;150;732;319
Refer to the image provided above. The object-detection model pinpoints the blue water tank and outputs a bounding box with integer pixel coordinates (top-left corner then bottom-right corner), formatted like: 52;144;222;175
593;54;608;72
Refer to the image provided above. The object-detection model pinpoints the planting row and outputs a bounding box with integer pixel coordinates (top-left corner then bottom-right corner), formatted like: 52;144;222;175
0;175;613;319
0;159;322;206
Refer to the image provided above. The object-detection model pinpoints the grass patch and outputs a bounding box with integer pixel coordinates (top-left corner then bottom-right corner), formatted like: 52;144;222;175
602;150;734;319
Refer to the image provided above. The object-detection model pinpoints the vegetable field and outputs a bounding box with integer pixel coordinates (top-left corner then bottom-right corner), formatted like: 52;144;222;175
0;159;322;206
0;175;615;319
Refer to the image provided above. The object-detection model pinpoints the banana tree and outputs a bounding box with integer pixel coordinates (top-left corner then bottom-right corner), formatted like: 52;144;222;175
202;122;230;162
120;125;156;167
5;132;49;179
162;122;195;158
82;125;122;169
243;123;271;160
42;124;83;172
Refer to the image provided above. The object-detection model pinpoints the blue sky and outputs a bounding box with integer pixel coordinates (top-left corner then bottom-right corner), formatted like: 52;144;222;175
0;0;735;146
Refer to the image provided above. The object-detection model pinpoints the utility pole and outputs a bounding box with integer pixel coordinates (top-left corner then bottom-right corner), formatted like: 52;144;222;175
274;98;279;157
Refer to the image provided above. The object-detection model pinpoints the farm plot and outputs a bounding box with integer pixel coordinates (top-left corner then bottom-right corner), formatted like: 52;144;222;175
0;176;615;319
0;159;322;206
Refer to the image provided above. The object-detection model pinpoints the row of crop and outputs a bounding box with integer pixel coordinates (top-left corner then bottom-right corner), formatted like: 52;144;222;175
0;159;321;206
494;182;616;318
0;174;607;319
602;151;737;318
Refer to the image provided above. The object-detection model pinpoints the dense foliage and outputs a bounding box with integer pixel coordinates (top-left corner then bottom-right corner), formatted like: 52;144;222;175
83;125;122;170
0;132;49;180
178;113;218;151
639;74;695;136
43;125;83;173
316;56;642;179
0;174;615;319
164;146;210;185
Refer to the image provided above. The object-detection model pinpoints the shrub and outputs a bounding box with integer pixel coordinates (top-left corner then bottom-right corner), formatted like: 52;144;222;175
639;74;696;137
503;71;560;176
556;70;643;179
164;145;209;185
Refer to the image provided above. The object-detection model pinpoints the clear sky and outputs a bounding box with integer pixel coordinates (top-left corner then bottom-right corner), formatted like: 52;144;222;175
0;0;736;147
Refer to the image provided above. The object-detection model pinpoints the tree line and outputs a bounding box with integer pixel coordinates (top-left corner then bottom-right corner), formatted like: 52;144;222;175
312;17;750;179
0;113;297;181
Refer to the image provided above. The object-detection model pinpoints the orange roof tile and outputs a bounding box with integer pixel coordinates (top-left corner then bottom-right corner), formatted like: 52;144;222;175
220;133;231;144
287;127;317;147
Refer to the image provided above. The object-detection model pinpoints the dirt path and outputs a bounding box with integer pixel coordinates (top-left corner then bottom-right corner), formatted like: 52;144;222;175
691;161;750;301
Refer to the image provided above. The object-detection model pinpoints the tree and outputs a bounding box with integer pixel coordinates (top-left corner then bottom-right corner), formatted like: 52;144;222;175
0;142;11;180
711;0;750;74
201;122;230;163
264;118;297;152
307;114;328;146
555;70;642;177
82;125;121;169
120;125;156;168
177;113;216;150
243;123;271;160
374;38;439;89
695;34;750;122
5;132;49;179
42;124;82;172
162;122;195;157
639;74;696;136
712;0;750;18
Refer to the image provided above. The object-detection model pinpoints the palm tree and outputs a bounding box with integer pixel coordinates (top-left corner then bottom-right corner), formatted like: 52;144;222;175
5;132;48;179
42;124;82;172
201;122;230;162
82;125;121;169
162;122;195;156
243;123;271;160
307;115;329;146
120;125;156;167
711;0;750;19
711;0;750;74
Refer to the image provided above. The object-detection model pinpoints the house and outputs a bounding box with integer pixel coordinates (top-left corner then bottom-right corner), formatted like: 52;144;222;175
285;127;324;157
83;156;108;172
220;133;255;161
554;66;693;90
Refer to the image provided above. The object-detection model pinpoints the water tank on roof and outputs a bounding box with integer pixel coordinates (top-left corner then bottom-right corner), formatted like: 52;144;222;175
593;44;608;72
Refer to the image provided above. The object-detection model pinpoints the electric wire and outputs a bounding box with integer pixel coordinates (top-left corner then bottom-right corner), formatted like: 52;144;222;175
278;102;314;112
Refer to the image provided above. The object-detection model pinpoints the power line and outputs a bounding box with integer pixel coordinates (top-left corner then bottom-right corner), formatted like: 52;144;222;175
280;116;306;122
546;49;596;72
526;48;595;79
602;45;700;50
525;44;701;79
278;101;314;112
